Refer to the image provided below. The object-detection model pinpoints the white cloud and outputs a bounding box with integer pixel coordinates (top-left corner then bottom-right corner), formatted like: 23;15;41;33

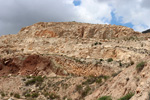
75;0;150;31
111;0;150;31
0;0;150;35
0;0;78;35
75;0;112;24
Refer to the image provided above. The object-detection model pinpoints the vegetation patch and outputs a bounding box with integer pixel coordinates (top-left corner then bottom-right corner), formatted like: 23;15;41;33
136;61;145;72
14;93;20;99
112;71;121;77
76;85;91;98
118;92;134;100
98;96;112;100
82;75;109;85
81;86;91;97
92;42;102;46
100;59;103;62
25;76;44;86
31;92;39;98
24;93;31;97
107;58;113;62
0;92;6;97
148;92;150;100
76;85;83;93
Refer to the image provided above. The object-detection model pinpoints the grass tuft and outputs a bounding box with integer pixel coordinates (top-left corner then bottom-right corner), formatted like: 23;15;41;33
98;96;112;100
136;61;145;72
118;92;134;100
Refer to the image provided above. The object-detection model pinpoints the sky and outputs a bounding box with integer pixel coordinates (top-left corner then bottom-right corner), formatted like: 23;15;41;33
0;0;150;35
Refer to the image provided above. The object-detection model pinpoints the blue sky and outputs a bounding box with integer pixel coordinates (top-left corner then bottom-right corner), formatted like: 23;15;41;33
73;0;134;29
72;0;150;32
110;12;133;28
73;0;81;6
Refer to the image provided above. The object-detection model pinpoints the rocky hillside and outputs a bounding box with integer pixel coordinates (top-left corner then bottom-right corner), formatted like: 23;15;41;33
18;22;140;39
0;22;150;100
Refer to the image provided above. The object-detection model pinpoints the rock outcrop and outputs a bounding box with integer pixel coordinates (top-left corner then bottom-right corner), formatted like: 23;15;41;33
142;29;150;33
18;22;140;39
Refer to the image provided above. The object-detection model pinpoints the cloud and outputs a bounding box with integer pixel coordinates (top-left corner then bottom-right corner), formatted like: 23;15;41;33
111;0;150;31
0;0;79;35
96;0;150;32
75;0;112;24
0;0;150;35
76;0;112;24
0;0;113;35
141;0;150;8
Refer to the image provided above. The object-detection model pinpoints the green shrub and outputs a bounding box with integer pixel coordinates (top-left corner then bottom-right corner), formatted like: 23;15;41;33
118;92;134;100
94;42;102;45
14;93;20;99
148;92;150;100
25;76;44;86
1;92;5;97
92;42;102;46
98;96;112;100
76;85;83;93
100;59;103;61
130;61;134;65
82;75;109;85
136;61;145;72
95;78;102;84
31;92;39;98
107;58;113;62
81;86;91;97
25;93;31;97
82;77;96;85
10;92;13;96
43;92;49;97
99;75;109;80
112;71;121;77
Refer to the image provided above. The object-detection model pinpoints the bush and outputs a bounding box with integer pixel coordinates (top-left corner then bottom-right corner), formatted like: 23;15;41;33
100;59;103;62
136;61;145;72
148;92;150;100
95;78;102;84
31;92;39;98
81;86;91;97
10;92;13;96
25;93;31;97
118;92;134;100
25;76;44;86
94;42;102;46
14;93;20;99
1;92;5;97
99;75;109;80
98;96;112;100
107;58;113;62
82;75;109;85
76;85;83;93
92;42;102;46
82;77;96;85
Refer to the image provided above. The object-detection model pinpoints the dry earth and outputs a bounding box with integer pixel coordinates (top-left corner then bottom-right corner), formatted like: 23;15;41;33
0;22;150;100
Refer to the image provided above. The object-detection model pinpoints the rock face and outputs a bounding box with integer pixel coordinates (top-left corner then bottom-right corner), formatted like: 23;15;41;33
18;22;140;39
142;29;150;33
0;22;150;100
